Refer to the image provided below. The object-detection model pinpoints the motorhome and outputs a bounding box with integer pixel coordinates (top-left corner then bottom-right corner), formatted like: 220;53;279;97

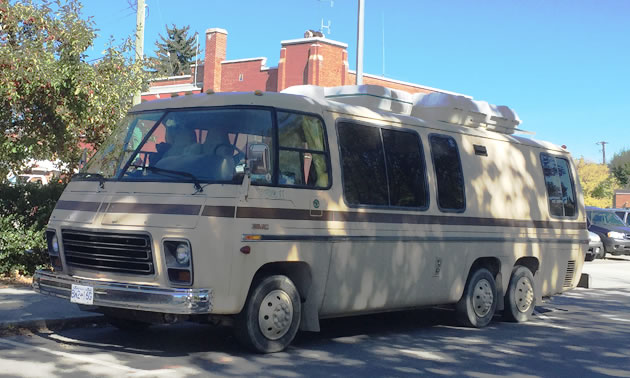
33;85;588;353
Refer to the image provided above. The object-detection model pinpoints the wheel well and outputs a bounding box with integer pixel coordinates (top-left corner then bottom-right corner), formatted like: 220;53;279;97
514;257;539;275
251;262;312;302
469;257;501;279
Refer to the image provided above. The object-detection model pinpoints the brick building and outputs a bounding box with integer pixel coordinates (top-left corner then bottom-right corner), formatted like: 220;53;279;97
141;28;462;101
614;190;630;208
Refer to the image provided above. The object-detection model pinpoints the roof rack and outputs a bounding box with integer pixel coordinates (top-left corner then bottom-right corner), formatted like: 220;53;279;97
282;85;522;135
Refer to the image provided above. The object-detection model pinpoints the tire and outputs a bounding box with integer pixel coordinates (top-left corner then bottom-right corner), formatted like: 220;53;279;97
234;275;301;353
456;268;497;328
503;266;536;322
585;252;595;262
105;315;151;331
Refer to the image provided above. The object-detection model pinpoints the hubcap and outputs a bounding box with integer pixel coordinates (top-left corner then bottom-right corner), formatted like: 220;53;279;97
514;276;534;313
472;278;494;318
258;289;293;340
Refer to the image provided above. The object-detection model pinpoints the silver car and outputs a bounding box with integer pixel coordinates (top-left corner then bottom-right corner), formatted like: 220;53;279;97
586;231;603;261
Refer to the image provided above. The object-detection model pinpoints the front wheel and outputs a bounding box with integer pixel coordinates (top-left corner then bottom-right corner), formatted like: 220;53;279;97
503;266;536;322
234;275;301;353
456;268;497;328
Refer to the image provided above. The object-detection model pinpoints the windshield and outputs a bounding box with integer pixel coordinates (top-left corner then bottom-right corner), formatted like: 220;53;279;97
121;108;274;184
81;112;165;178
588;210;626;227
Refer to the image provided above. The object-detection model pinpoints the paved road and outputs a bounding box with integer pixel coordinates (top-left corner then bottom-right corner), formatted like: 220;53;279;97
1;257;629;377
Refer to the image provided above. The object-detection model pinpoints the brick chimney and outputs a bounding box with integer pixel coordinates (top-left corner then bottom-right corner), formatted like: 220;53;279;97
203;28;228;92
277;35;348;91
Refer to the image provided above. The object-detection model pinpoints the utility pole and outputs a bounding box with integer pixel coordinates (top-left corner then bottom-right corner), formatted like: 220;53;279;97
597;141;608;165
132;0;146;106
356;0;364;85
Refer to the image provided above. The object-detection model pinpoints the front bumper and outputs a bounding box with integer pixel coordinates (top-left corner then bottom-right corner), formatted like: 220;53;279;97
32;270;212;314
602;238;630;255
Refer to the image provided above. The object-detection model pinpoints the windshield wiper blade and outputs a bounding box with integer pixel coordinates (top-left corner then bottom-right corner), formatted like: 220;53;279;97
73;172;105;189
129;164;203;193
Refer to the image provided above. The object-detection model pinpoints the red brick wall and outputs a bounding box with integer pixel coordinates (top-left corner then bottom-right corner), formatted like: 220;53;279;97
221;60;274;92
279;43;311;90
348;73;434;94
203;29;227;92
615;192;630;208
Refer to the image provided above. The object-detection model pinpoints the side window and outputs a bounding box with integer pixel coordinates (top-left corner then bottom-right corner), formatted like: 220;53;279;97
337;122;388;206
277;112;330;188
429;134;465;212
382;129;428;208
541;153;576;217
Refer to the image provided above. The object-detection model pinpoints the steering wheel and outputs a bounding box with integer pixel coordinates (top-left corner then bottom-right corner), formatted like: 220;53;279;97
214;143;238;157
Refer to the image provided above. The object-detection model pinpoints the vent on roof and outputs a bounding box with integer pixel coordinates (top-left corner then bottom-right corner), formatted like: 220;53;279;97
281;84;522;135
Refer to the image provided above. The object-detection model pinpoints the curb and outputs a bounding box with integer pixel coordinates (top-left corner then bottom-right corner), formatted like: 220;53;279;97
0;315;106;336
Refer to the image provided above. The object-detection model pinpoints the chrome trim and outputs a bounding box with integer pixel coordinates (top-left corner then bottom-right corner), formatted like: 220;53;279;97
32;270;212;314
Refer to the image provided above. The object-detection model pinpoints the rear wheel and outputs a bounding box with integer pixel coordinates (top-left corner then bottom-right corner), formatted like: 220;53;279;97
503;266;536;322
234;275;301;353
456;268;497;328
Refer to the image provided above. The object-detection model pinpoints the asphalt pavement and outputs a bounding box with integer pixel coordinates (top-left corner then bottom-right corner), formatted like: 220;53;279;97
0;257;628;377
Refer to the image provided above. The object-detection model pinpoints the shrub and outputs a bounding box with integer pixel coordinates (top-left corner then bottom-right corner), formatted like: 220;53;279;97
0;182;66;276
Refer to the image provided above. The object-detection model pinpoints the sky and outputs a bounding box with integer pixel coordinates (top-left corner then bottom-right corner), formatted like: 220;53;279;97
80;0;630;164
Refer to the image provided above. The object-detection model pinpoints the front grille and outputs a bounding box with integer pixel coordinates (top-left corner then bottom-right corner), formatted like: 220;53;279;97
62;230;154;275
563;260;576;288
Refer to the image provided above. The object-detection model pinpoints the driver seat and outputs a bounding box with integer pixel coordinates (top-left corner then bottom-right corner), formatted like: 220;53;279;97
202;128;235;181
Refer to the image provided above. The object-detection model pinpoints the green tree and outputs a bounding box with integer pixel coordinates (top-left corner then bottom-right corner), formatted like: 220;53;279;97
0;0;147;180
149;24;197;76
610;148;630;189
576;157;618;208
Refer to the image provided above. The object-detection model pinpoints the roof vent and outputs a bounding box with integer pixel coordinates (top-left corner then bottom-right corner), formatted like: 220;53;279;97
323;85;413;115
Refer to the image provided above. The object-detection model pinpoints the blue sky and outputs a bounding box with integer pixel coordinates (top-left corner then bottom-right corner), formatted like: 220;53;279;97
81;0;629;164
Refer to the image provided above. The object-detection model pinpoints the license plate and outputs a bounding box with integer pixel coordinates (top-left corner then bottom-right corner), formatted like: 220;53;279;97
70;284;94;305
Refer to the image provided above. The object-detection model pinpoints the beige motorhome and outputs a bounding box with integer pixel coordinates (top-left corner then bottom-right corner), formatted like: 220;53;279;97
33;85;588;353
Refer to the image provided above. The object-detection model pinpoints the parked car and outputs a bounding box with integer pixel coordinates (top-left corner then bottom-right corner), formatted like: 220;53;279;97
586;231;603;261
612;208;630;226
586;206;630;257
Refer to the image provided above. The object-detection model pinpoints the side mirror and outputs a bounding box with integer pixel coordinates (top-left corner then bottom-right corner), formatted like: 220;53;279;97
248;143;270;175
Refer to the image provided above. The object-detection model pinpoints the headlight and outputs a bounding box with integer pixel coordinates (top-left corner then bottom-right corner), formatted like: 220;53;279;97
175;243;191;265
607;231;625;239
164;240;193;286
51;234;60;255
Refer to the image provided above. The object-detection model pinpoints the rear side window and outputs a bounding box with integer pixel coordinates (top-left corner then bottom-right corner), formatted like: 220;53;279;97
540;153;577;217
382;129;428;208
337;122;428;208
429;134;465;212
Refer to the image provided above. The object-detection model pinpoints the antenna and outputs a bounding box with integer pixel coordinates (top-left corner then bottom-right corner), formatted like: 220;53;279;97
321;19;332;34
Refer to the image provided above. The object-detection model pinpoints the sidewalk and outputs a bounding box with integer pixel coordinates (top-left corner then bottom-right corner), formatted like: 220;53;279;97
0;285;103;334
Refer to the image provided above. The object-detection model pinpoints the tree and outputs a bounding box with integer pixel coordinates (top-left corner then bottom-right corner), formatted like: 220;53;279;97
576;157;618;208
149;24;197;76
610;148;630;189
0;0;148;180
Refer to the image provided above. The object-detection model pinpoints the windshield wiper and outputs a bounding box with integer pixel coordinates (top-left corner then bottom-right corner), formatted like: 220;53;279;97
129;164;203;193
73;172;106;189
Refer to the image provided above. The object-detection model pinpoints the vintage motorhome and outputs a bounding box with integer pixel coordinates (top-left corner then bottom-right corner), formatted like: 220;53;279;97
33;85;588;353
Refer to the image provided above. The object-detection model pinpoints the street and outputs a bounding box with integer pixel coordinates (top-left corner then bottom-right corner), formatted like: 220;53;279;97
1;257;629;377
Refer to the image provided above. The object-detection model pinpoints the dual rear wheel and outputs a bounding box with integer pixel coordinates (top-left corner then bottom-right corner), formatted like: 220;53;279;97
456;265;536;327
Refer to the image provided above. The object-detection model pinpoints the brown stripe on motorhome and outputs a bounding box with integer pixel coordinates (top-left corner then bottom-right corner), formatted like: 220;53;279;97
106;202;201;215
201;205;235;217
223;206;586;230
55;200;100;212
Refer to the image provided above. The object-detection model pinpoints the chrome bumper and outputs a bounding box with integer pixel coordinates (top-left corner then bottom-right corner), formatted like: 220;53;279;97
32;270;212;314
